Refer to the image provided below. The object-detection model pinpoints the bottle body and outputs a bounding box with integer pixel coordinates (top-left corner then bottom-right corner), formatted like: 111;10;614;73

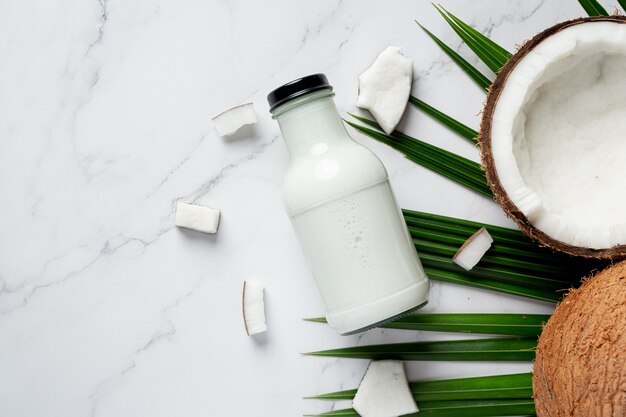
289;180;429;334
274;88;429;335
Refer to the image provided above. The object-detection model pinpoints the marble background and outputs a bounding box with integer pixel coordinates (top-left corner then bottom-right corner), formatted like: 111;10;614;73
0;0;596;416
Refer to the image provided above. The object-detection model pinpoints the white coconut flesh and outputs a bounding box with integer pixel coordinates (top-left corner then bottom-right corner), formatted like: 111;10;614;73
242;281;267;336
174;202;221;234
357;46;413;135
453;228;493;271
352;360;418;417
212;103;257;136
491;21;626;249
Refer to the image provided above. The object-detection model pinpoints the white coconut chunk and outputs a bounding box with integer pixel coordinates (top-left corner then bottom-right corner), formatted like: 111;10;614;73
452;228;493;271
212;103;257;136
174;202;220;234
352;360;418;417
357;46;413;134
242;281;267;336
489;21;626;250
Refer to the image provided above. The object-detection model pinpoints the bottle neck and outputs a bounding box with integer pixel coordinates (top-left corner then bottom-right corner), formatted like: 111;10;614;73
273;91;349;158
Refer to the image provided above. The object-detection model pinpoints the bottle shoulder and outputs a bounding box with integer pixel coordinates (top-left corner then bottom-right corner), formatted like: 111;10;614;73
282;141;389;215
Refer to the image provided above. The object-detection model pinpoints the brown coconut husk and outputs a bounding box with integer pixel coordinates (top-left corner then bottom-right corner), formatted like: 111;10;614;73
479;16;626;259
533;260;626;417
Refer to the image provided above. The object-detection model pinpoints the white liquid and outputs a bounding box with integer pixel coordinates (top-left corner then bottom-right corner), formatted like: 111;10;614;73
292;181;426;312
274;89;429;334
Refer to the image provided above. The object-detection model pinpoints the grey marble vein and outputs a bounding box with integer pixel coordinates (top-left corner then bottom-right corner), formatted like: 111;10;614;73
88;283;201;417
178;135;279;205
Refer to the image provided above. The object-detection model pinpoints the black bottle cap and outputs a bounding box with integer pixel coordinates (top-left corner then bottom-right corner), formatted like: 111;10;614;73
267;73;333;113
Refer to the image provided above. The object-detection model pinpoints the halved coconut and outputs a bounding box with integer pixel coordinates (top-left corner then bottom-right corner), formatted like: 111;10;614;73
481;16;626;258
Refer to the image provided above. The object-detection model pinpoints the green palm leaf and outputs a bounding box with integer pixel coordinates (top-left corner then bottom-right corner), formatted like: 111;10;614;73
401;210;601;301
345;115;493;198
384;313;549;337
404;210;536;250
307;372;533;402
434;5;511;73
416;22;492;90
305;314;549;337
411;236;572;275
305;337;537;361
406;218;541;257
403;211;533;249
419;252;572;290
578;0;609;16
439;5;512;64
425;268;562;303
409;96;478;143
307;399;536;417
620;0;626;13
349;114;479;171
403;209;600;271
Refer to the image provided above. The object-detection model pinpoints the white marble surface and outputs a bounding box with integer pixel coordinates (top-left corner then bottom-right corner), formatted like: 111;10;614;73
0;1;592;416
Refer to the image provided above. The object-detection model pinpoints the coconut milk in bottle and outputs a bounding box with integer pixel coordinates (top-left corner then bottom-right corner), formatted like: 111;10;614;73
268;74;429;335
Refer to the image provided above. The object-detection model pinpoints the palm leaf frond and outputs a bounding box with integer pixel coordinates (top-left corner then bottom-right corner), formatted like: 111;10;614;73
345;115;492;198
307;399;536;417
409;96;478;143
307;372;533;402
434;5;511;73
305;337;537;361
578;0;609;16
416;21;492;90
439;5;512;63
305;313;549;337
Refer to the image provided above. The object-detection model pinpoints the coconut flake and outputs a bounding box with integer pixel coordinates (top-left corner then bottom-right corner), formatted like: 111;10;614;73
174;202;220;234
357;46;413;134
452;228;493;271
352;360;418;417
242;281;267;336
212;103;257;136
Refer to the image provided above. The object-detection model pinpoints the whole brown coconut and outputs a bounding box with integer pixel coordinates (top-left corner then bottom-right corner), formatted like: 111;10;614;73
480;16;626;259
533;261;626;417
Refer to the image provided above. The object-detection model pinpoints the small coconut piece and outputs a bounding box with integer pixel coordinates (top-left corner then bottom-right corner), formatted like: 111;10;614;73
533;260;626;417
212;103;257;136
452;228;493;271
242;281;267;336
357;46;413;134
352;360;418;417
174;202;220;234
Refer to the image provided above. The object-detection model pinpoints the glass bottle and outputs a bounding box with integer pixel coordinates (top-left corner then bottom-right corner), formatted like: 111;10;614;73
268;74;429;335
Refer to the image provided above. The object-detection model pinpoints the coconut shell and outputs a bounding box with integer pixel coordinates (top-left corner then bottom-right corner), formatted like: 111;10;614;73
533;261;626;417
480;16;626;259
